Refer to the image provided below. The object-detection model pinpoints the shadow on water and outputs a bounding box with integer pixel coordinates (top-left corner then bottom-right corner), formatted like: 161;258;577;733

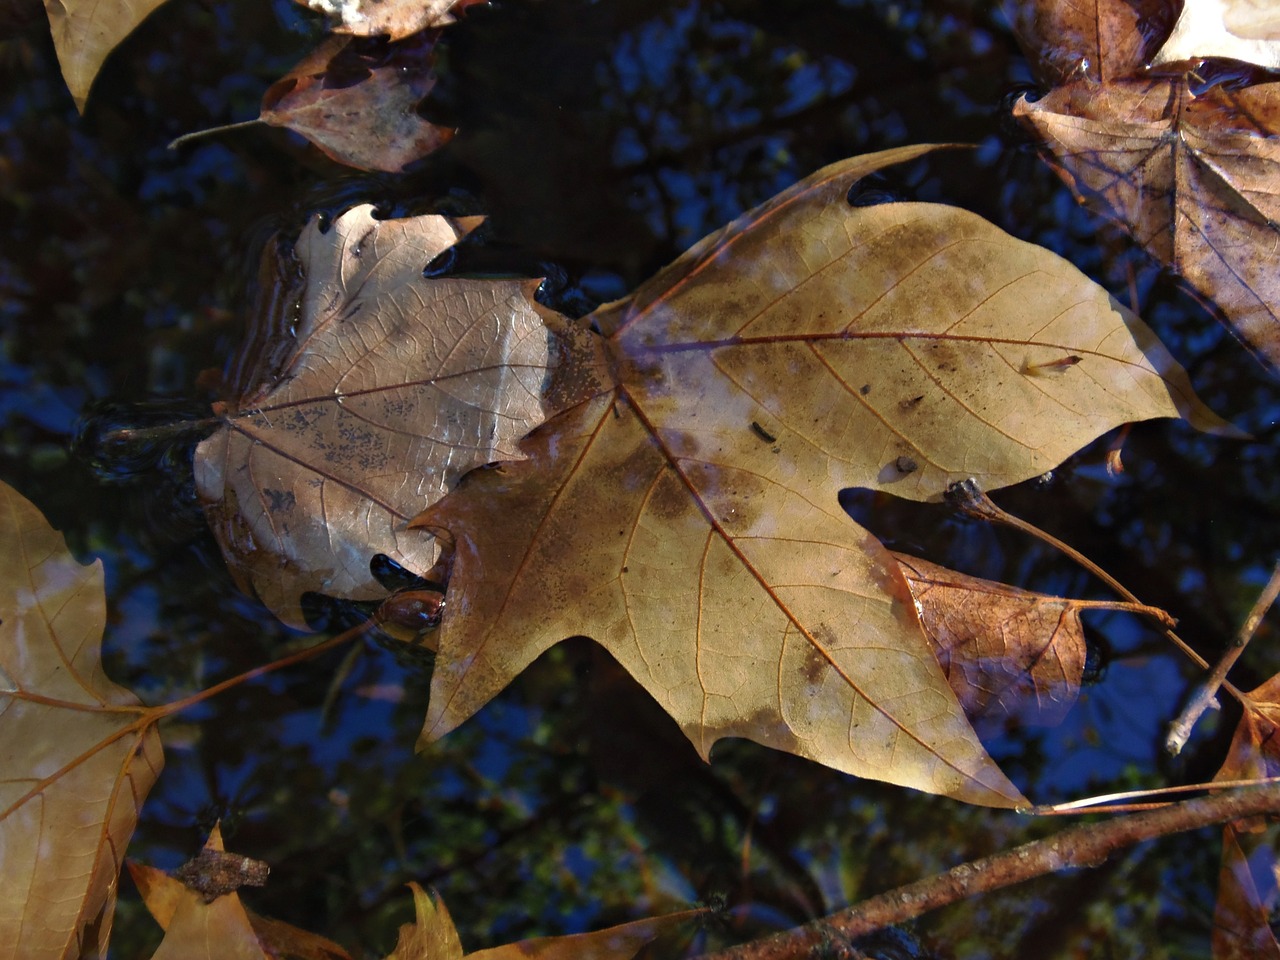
3;0;1279;957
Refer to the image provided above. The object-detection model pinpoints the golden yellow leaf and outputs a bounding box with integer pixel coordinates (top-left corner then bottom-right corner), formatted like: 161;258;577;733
42;0;170;111
0;479;163;959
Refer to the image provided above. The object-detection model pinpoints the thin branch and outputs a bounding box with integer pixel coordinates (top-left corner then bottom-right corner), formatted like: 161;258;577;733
692;782;1280;960
1166;560;1280;755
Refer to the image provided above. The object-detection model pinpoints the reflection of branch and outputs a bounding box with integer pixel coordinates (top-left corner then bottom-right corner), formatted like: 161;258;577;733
1166;560;1280;755
693;783;1280;960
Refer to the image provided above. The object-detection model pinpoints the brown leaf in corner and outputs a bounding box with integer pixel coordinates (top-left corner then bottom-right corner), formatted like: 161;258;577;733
1015;77;1280;372
261;35;452;174
1212;825;1280;960
894;553;1087;731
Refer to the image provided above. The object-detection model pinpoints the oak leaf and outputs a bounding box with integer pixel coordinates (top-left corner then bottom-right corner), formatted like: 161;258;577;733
1014;78;1280;371
412;145;1230;807
0;479;164;959
193;205;602;628
261;35;453;174
42;0;169;111
130;825;352;960
386;882;700;960
894;553;1088;731
298;0;484;40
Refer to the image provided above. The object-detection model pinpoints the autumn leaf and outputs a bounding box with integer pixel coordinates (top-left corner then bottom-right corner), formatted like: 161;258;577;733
42;0;170;111
194;205;606;628
386;882;700;960
297;0;485;41
1007;0;1175;84
1152;0;1280;68
894;553;1089;731
410;144;1230;807
261;34;453;174
130;825;351;960
1014;77;1280;372
0;479;164;959
1213;826;1280;960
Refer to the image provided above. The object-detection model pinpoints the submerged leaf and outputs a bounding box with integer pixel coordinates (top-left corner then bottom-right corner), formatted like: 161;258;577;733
894;553;1087;730
0;479;163;958
261;35;453;174
193;205;597;627
1015;78;1280;373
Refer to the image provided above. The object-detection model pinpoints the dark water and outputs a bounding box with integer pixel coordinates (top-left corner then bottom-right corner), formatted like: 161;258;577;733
3;0;1279;956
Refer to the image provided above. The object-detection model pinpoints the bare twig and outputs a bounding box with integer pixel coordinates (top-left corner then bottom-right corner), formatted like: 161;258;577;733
1166;560;1280;755
692;783;1280;960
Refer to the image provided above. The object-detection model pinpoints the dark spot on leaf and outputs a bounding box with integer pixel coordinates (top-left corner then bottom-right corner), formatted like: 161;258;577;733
859;384;871;395
900;395;924;410
750;420;777;444
895;456;918;475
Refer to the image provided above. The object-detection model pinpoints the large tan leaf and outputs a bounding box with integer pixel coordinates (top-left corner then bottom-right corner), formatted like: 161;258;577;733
1153;0;1280;67
0;479;164;959
1014;78;1280;372
384;882;699;960
193;205;599;628
413;143;1238;808
42;0;169;111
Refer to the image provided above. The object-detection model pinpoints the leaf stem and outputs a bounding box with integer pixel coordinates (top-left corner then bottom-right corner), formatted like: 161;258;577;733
168;119;266;151
1165;560;1280;755
691;783;1280;960
945;479;1234;693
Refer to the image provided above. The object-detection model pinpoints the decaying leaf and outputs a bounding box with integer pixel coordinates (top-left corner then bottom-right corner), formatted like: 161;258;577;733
0;479;164;958
42;0;170;111
1213;825;1280;960
261;35;453;174
411;145;1230;807
131;825;352;960
1007;0;1175;83
1152;0;1280;68
1015;78;1280;372
385;882;699;960
193;205;605;628
894;553;1088;730
299;0;484;40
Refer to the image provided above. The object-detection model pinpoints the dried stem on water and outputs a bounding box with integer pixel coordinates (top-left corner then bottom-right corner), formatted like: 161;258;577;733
693;783;1280;960
1165;560;1280;755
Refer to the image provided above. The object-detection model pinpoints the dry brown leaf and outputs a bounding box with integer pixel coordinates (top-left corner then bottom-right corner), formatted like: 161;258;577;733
298;0;485;40
893;553;1087;730
1014;78;1280;372
0;479;164;959
1213;825;1280;960
1007;0;1176;84
384;882;699;960
193;205;603;628
42;0;170;111
1153;0;1280;67
132;826;352;960
411;145;1228;807
261;35;453;174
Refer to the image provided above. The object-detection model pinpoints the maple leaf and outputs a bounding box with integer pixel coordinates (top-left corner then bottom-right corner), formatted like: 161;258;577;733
0;479;164;958
1015;78;1280;372
1152;0;1280;68
386;882;700;960
41;0;170;111
298;0;485;40
1008;0;1175;84
194;205;607;628
130;825;352;960
411;144;1231;807
261;34;453;174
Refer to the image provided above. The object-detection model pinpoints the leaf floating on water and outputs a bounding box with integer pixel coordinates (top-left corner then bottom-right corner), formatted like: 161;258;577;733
0;479;164;958
193;205;607;628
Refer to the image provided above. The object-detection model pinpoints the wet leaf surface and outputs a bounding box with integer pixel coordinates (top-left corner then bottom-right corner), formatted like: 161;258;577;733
1015;78;1280;373
1008;0;1175;83
261;35;453;174
0;480;163;958
193;206;581;628
412;145;1228;809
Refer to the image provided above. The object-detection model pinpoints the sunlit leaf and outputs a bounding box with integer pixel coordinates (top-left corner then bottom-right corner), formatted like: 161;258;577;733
42;0;170;111
297;0;485;40
0;479;164;958
1153;0;1280;68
